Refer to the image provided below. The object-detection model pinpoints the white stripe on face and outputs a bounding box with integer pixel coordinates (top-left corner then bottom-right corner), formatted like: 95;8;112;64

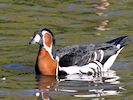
34;34;41;43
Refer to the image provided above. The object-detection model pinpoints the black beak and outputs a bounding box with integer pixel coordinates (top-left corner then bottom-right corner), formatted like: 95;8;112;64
29;39;36;45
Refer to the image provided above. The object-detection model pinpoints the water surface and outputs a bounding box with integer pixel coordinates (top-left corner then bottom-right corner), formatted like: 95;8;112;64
0;0;133;100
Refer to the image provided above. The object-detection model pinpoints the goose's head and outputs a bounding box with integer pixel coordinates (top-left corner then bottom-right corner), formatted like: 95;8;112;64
29;28;55;49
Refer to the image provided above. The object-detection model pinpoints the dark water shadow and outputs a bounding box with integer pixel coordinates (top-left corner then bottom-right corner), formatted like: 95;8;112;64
2;64;34;72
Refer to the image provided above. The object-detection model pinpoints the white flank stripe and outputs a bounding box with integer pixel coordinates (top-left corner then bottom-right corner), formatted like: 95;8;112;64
103;48;124;71
99;50;104;62
95;61;103;71
94;51;97;61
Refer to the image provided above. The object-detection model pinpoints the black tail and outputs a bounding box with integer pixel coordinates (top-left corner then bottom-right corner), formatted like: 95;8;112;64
106;36;130;48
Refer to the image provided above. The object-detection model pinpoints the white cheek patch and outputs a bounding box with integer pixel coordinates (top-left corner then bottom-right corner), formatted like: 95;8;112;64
34;34;41;43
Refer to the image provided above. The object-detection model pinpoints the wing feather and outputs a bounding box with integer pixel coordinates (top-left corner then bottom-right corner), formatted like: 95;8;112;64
56;43;118;67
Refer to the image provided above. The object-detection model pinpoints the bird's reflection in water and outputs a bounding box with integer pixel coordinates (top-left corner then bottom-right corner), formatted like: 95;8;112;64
35;75;57;100
35;70;124;100
95;20;111;31
96;0;110;10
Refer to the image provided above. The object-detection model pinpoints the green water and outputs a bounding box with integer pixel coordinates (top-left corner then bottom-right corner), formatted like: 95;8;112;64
0;0;133;100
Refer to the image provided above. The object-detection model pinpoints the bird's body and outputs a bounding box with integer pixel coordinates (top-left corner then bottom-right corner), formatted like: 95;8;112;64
29;28;130;76
57;43;123;76
36;48;57;75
